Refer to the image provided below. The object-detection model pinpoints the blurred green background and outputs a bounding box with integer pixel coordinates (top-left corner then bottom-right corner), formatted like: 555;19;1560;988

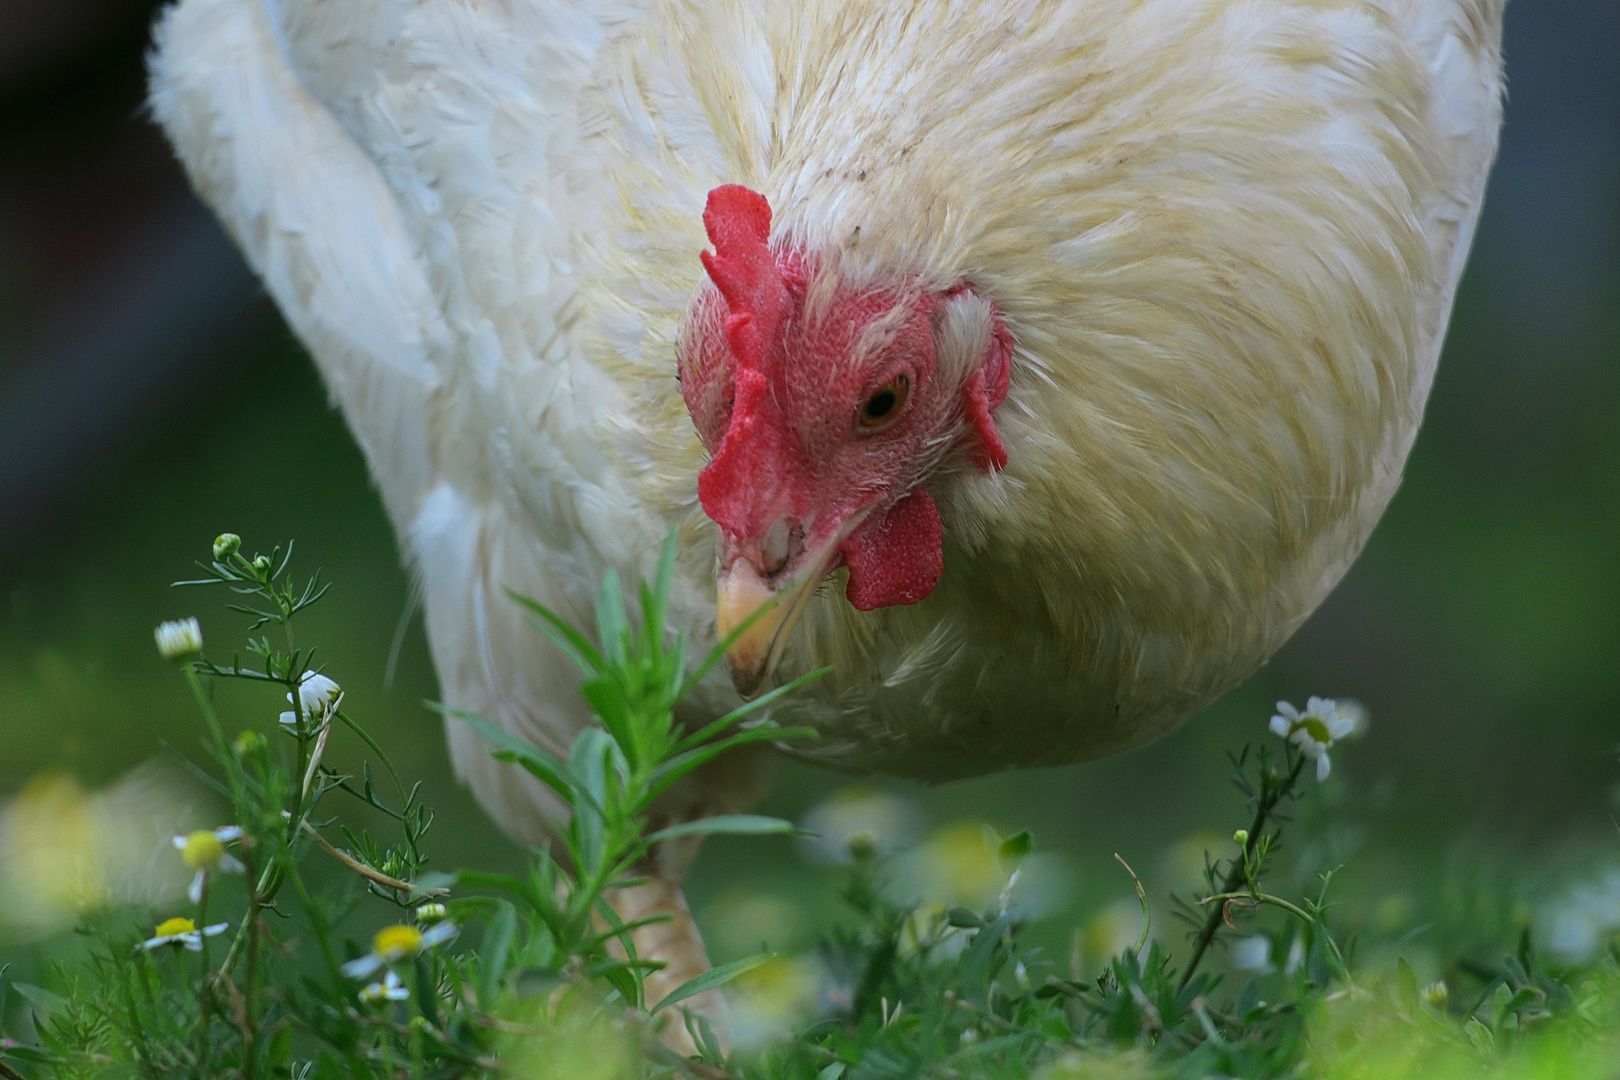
1;0;1616;994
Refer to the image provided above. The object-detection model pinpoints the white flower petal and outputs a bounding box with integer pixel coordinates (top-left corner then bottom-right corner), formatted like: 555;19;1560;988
154;618;204;660
419;921;459;949
172;835;188;850
215;826;245;842
1230;935;1272;972
1276;701;1301;722
1334;700;1369;738
279;711;298;727
1285;935;1306;975
342;954;384;979
218;854;246;875
1269;715;1291;738
1316;753;1332;781
297;672;341;716
187;870;205;905
180;933;205;952
360;970;411;1004
202;922;229;936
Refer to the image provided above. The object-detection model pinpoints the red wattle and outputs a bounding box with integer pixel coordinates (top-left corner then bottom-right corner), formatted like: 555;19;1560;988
839;488;944;611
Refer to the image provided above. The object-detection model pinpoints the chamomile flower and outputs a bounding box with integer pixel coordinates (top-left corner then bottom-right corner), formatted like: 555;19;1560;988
340;921;458;979
172;826;245;904
142;916;228;951
281;671;342;727
153;618;203;661
359;969;410;1005
1269;697;1356;780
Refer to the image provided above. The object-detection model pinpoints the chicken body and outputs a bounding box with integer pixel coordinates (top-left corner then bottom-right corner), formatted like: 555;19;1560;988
150;0;1504;1003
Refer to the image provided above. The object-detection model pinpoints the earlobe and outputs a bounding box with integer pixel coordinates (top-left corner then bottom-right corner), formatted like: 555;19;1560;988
963;312;1013;472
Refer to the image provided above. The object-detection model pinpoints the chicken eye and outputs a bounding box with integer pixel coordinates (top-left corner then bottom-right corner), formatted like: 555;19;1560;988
858;374;910;430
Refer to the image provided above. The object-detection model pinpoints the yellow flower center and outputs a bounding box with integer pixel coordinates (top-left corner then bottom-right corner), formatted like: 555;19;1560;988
155;917;196;937
182;831;226;869
1299;717;1332;746
372;924;423;961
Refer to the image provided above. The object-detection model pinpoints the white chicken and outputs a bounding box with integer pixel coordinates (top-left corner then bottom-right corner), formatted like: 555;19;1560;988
149;0;1504;1008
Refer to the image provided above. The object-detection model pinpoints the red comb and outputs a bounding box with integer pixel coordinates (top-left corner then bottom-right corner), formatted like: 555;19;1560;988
700;185;790;376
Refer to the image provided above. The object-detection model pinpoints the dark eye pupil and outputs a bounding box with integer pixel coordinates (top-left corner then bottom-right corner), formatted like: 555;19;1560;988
864;390;896;419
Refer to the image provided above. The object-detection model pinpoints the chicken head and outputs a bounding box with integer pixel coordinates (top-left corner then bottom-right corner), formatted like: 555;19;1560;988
680;185;1013;695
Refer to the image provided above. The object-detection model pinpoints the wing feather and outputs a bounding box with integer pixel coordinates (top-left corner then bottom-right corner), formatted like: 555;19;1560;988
1403;0;1506;395
149;0;450;534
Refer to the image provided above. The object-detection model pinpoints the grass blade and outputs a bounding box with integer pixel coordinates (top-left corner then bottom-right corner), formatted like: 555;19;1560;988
643;815;799;846
650;953;775;1014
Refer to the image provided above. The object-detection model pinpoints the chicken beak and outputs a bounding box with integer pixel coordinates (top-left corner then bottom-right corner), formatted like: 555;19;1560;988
715;539;841;698
716;561;782;697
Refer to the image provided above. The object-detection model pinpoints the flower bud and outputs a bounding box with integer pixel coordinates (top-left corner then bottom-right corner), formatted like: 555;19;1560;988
1422;980;1449;1008
1233;830;1249;846
415;902;448;924
213;533;241;561
234;730;266;756
292;671;341;718
252;554;272;574
154;618;203;660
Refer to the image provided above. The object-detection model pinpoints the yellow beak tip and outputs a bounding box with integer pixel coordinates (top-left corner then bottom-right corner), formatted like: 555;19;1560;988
716;562;780;697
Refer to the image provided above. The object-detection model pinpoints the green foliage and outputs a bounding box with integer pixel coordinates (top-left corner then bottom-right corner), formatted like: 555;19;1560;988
2;534;1617;1080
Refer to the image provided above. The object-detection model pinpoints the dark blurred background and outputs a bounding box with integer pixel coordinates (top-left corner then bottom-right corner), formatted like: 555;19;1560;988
1;0;1616;982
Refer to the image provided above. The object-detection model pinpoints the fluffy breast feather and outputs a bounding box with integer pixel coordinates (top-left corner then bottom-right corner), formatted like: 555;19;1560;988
572;0;1503;775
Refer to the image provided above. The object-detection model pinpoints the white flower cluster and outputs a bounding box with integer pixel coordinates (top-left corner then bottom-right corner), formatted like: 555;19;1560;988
1269;697;1360;781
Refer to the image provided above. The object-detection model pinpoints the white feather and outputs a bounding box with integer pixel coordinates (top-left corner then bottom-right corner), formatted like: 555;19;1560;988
150;0;1505;842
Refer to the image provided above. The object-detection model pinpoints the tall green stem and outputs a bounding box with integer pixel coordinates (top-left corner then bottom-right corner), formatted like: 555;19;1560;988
1178;752;1306;991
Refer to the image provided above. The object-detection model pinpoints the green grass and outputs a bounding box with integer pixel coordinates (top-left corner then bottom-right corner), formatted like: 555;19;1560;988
2;534;1617;1079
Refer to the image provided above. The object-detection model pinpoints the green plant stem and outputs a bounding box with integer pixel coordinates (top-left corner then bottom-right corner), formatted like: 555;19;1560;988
218;864;276;977
1199;892;1350;972
241;844;261;1080
195;876;213;1072
1178;752;1306;990
116;953;162;1080
181;666;242;806
282;857;344;994
1200;891;1314;926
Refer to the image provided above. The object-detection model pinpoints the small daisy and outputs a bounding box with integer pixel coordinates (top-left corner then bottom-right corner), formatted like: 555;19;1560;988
359;969;411;1005
173;826;246;904
281;670;342;727
340;921;458;980
143;916;228;952
153;618;203;661
1269;697;1356;780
